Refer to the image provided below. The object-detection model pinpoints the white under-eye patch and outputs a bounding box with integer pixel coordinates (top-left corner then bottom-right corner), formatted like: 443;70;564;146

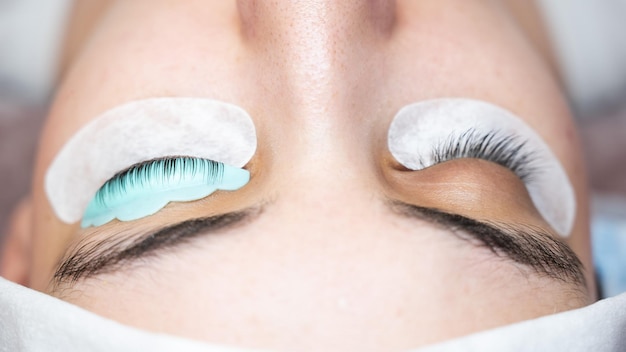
45;97;257;224
387;98;576;237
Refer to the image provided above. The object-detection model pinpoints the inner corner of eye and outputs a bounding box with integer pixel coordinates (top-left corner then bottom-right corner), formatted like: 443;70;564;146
386;157;413;172
240;158;254;170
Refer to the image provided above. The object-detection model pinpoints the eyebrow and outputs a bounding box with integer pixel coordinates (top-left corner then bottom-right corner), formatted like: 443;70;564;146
52;200;586;290
388;201;586;287
52;206;263;288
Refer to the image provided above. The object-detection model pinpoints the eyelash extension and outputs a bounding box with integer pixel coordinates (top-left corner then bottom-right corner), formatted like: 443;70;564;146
93;157;225;207
428;129;538;182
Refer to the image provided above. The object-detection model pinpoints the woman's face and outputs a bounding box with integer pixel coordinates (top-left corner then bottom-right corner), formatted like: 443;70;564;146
20;0;593;350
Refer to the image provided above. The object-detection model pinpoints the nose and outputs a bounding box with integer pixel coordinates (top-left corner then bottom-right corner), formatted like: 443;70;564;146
237;1;397;177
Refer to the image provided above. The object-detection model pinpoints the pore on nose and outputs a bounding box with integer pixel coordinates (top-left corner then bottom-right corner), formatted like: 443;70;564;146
236;0;396;46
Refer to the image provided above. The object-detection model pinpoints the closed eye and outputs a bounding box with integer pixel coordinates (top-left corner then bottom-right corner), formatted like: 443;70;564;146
387;99;576;236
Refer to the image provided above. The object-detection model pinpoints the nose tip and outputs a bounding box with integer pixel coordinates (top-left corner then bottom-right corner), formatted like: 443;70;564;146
237;0;396;43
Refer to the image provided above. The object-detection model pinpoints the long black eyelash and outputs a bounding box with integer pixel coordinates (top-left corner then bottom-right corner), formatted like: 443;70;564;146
94;157;224;206
429;129;538;182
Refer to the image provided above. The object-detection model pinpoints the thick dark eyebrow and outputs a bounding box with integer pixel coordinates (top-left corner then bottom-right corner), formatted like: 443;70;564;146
52;200;586;292
51;206;263;289
388;201;586;287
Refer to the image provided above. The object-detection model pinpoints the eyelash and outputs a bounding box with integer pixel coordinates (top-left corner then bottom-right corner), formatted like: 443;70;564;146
96;130;534;204
94;157;225;206
428;129;538;182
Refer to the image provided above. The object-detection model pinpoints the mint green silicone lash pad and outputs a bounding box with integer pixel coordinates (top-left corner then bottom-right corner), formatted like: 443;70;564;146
44;98;257;227
81;157;250;228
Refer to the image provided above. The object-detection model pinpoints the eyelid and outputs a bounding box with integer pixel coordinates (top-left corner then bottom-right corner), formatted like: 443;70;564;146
387;98;576;237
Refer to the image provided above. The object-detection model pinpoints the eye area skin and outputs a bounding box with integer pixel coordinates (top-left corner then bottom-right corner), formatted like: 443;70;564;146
53;157;581;289
10;0;595;350
385;159;544;225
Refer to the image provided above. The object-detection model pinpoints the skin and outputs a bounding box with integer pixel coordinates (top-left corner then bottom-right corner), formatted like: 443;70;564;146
1;0;594;351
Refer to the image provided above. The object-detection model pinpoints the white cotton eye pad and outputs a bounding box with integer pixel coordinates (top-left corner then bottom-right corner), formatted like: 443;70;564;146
387;98;576;237
45;97;257;225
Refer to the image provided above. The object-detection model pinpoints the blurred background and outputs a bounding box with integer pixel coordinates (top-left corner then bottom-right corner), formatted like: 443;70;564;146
0;0;625;297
